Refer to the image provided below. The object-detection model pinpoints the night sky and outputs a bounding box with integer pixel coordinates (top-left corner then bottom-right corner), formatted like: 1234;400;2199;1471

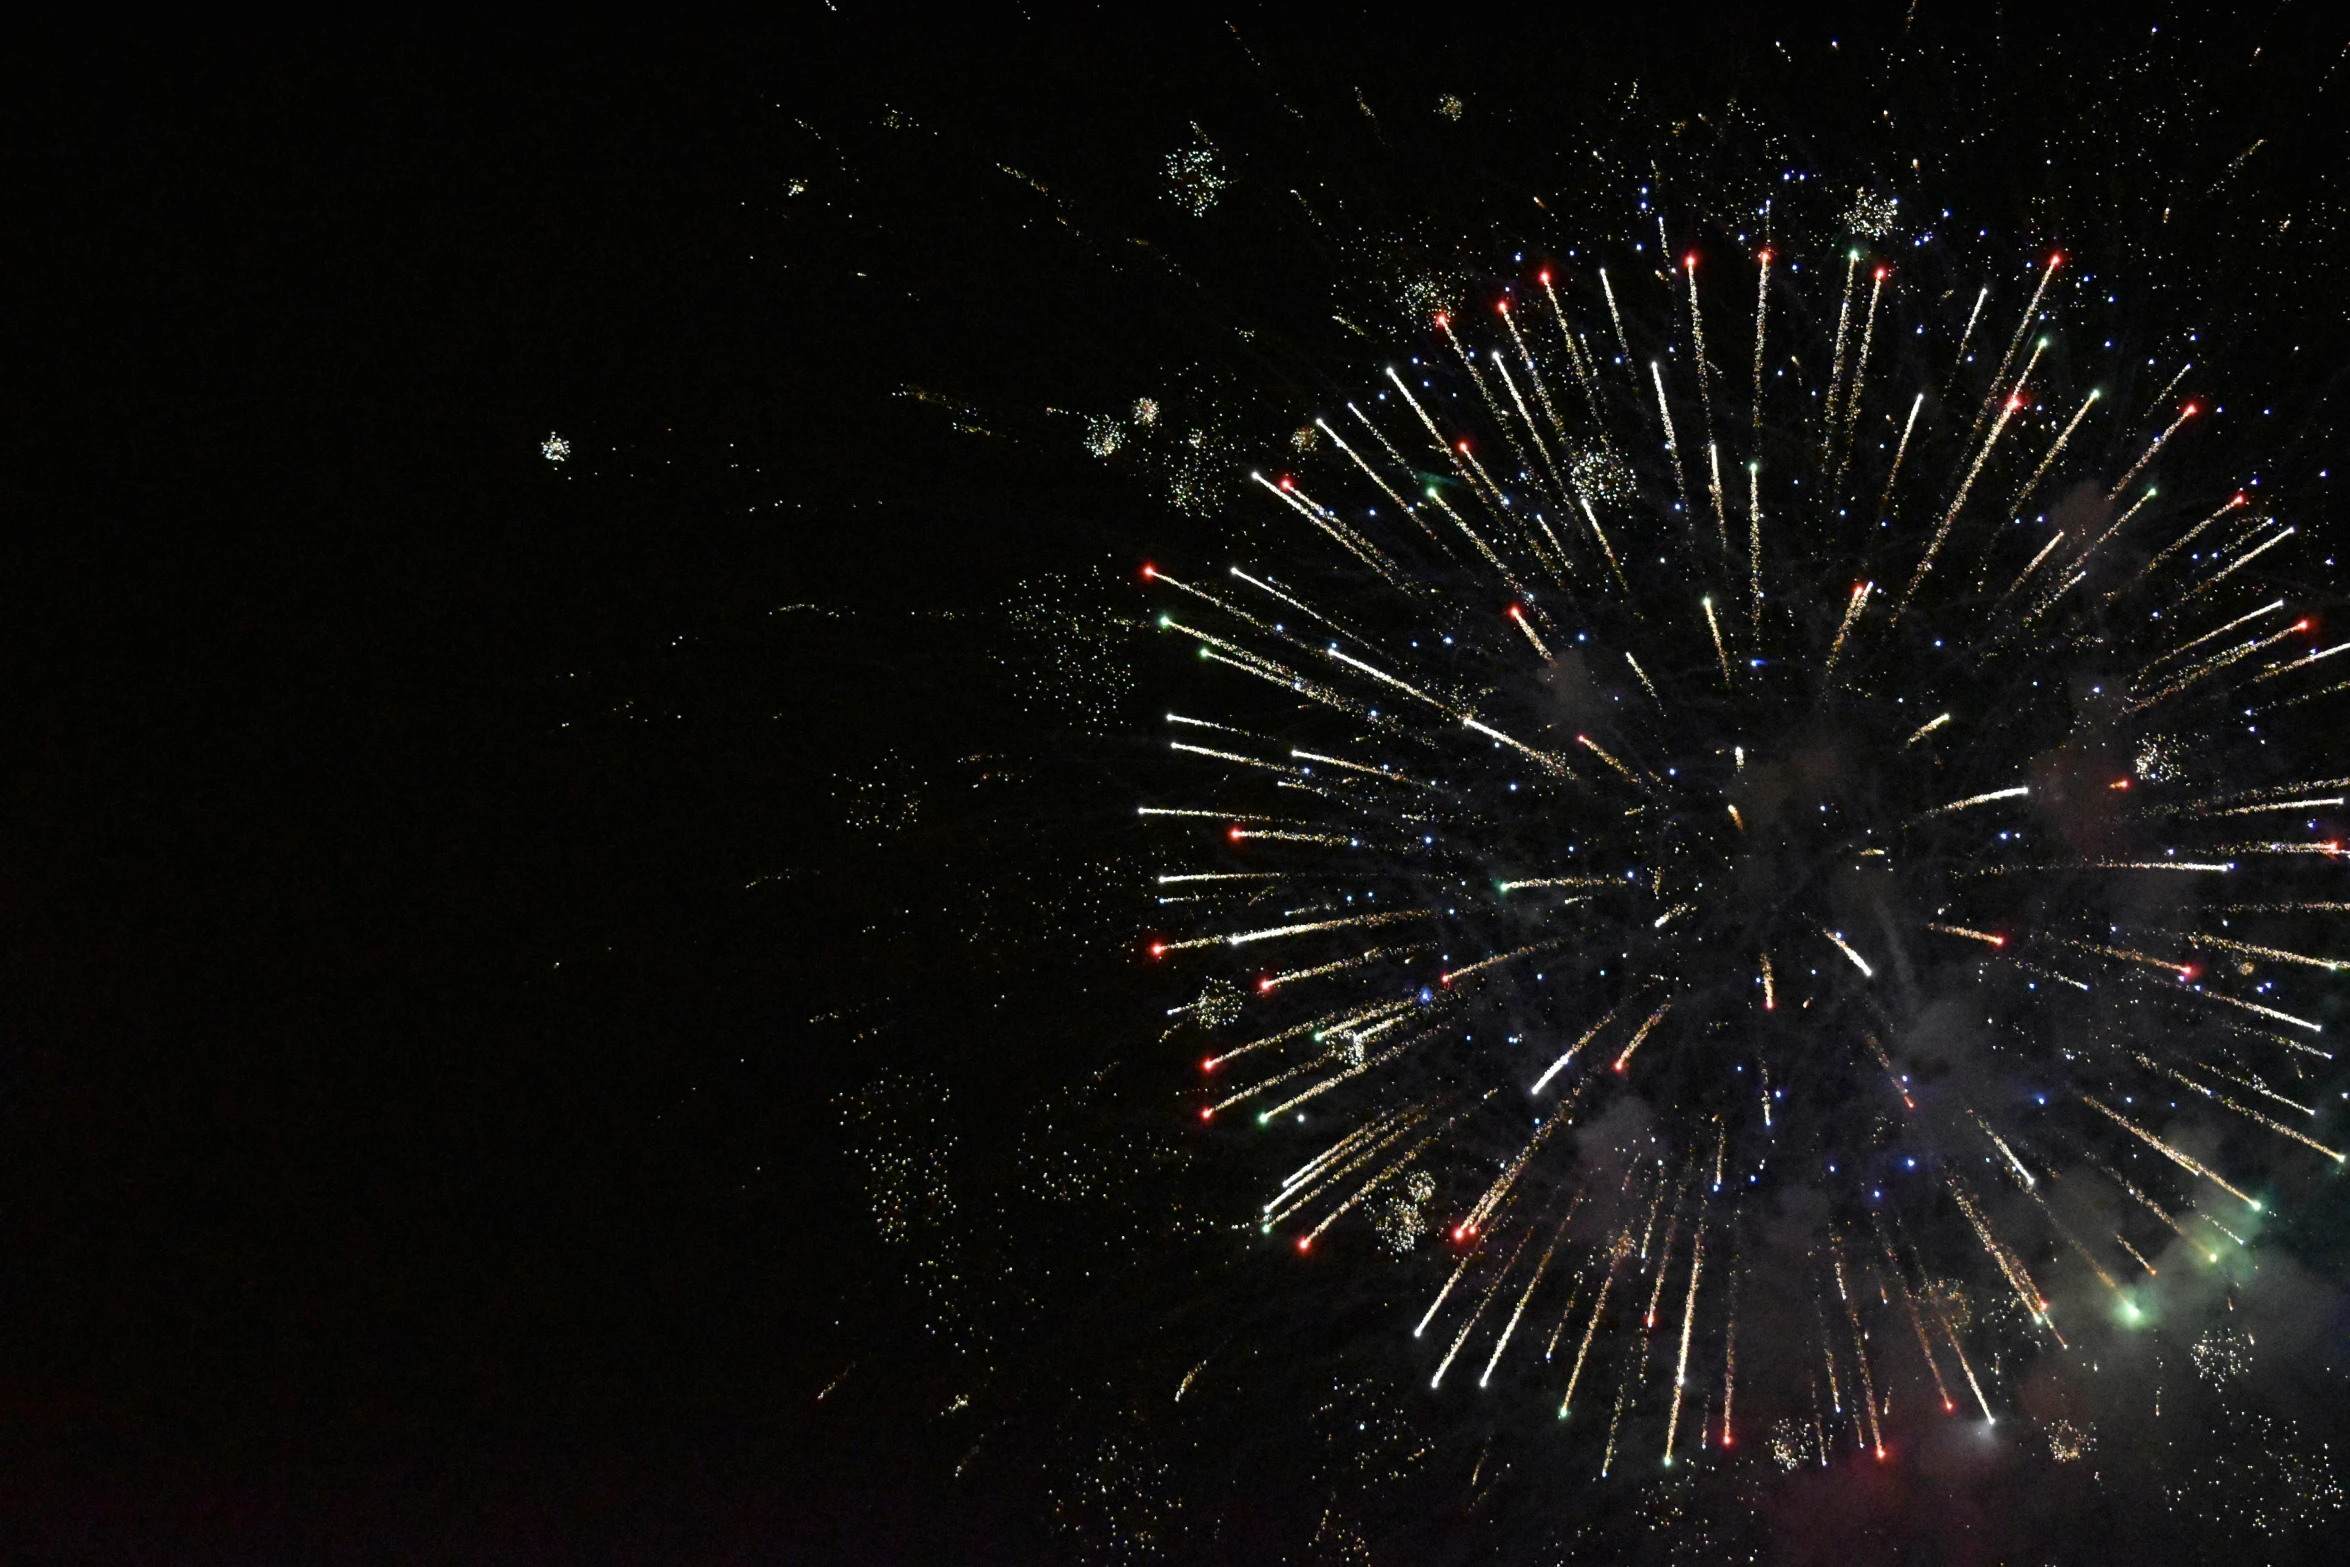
8;8;2350;1562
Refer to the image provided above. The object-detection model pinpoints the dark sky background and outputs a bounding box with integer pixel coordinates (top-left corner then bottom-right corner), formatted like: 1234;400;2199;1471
5;7;2349;1562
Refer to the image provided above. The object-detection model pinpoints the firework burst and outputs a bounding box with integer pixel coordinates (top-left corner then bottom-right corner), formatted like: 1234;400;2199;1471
1139;211;2344;1472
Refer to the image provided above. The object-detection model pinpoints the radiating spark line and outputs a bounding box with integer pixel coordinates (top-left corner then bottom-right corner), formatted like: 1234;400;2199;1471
1702;595;1733;688
1825;930;1874;978
1533;1003;1624;1094
1650;360;1687;507
2111;403;2197;500
1879;390;1924;521
1822;580;1871;681
2084;1096;2263;1210
1904;712;1952;746
1223;909;1431;946
2012;388;2100;513
1482;1213;1572;1386
1507;603;1552;660
1611;1001;1672;1072
1663;1225;1705;1466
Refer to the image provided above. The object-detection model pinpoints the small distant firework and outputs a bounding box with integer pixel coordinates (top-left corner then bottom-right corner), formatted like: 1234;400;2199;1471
2046;1418;2095;1463
1436;94;1465;122
838;751;923;837
540;432;570;463
1136;200;2346;1476
1165;126;1229;217
1086;414;1127;458
1840;188;1900;239
2191;1321;2254;1384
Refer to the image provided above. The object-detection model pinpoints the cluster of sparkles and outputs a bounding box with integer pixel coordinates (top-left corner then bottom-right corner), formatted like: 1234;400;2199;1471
2168;1410;2346;1536
999;571;1143;733
1164;126;1228;218
2190;1320;2254;1384
2045;1418;2096;1463
540;432;570;463
837;749;923;837
1132;198;2348;1480
1840;188;1900;239
1372;1168;1439;1254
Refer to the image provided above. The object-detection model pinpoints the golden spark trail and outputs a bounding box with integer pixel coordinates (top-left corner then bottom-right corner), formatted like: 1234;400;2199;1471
1951;1180;2060;1342
1257;944;1426;997
1576;494;1629;592
1904;712;1952;746
1974;253;2062;446
1575;733;1651;795
1559;1235;1628;1417
1747;462;1763;636
1498;876;1612;893
1506;603;1552;660
2144;1057;2347;1163
1421;486;1523;592
1317;417;1441;548
1834;1242;1885;1455
2084;1095;2263;1210
2111;403;2197;500
2190;982;2325;1034
1704;595;1734;688
1650;360;1688;508
1882;1236;1954;1413
2172;524;2296;607
1760;953;1775;1011
1684;256;1713;435
1482;1212;1574;1386
1539;272;1604;422
1533;1003;1624;1094
2063;484;2160;582
1708;442;1728;554
1996;527;2071;611
1498;298;1569;441
1663;1225;1705;1465
1612;1001;1673;1073
1880;391;1924;521
1489;351;1563;496
2012;389;2101;514
1282;1126;1436;1234
2122;492;2249;597
1947;283;1990;393
1826;929;1875;979
1443;940;1570;989
1627;651;1664;713
1836;265;1886;488
1750;248;1772;434
1433;1224;1533;1388
2087;1154;2210;1259
1916;784;2030;819
2252;639;2350;685
1286;748;1424;785
1221;909;1431;947
1899;391;2023;618
1822;580;1871;681
1168;739;1303;775
1599;267;1634;377
1823;252;1860;453
2183;933;2344;970
1251;472;1401;583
